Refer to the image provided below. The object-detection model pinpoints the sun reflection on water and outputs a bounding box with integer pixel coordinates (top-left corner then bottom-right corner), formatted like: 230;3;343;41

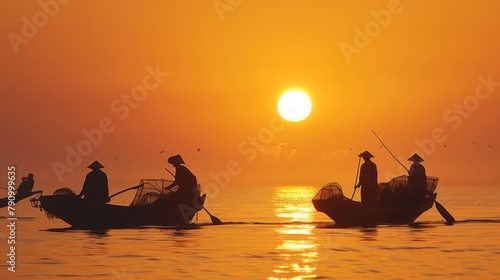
269;186;319;280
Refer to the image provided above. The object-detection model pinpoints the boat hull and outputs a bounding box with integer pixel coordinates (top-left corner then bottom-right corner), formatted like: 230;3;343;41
0;191;42;208
312;193;436;226
38;194;206;229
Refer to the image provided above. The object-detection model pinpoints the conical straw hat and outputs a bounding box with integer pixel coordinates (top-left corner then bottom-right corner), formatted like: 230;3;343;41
168;154;185;165
87;160;104;169
358;151;374;158
408;153;424;162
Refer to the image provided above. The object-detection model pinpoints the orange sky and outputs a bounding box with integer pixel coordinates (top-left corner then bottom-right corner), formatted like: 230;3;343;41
1;1;499;194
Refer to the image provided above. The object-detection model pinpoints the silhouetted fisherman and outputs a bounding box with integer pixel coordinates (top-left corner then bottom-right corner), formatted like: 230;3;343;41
165;155;197;203
16;173;34;198
78;161;109;205
355;151;379;204
407;153;427;200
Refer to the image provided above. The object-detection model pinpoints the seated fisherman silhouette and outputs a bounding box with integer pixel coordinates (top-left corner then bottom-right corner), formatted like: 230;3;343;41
407;153;427;201
78;161;110;205
165;155;197;204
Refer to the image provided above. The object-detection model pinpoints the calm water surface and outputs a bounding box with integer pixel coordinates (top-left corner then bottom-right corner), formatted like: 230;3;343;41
1;184;499;279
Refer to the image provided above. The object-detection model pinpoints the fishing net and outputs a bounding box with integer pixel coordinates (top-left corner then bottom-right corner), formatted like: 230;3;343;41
379;175;439;203
53;187;76;196
379;175;438;194
130;179;174;206
41;187;77;219
129;179;203;207
312;182;345;201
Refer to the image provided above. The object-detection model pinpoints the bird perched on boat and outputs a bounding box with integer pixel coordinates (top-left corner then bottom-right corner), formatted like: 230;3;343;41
16;173;34;198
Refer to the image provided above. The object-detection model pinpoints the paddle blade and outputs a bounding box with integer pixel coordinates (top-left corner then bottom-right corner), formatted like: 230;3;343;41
435;201;455;225
210;215;223;225
204;207;223;225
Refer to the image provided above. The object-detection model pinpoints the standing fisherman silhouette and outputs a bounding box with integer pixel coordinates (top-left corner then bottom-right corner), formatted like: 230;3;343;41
355;151;379;204
78;161;110;205
165;155;197;204
407;153;427;201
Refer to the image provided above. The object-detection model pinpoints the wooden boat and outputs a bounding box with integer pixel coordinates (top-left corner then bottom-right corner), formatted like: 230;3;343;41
0;191;42;208
312;176;439;226
31;179;207;229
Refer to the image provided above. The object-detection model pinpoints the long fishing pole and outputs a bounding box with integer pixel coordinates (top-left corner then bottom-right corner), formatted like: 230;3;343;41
350;157;361;200
371;129;409;172
370;129;455;224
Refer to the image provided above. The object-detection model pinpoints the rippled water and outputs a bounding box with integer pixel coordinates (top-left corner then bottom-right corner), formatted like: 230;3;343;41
1;185;499;279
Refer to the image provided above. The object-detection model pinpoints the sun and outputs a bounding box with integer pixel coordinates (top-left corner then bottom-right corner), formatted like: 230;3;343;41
277;89;312;122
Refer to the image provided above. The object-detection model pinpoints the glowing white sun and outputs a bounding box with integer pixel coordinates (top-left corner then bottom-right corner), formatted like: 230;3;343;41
277;90;312;122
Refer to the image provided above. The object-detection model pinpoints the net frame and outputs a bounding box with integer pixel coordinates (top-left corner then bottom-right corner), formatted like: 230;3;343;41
312;182;345;201
130;179;203;206
379;175;439;194
130;178;174;206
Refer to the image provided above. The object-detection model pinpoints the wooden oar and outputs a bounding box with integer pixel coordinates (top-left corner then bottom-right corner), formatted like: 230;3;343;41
109;184;143;199
165;168;223;225
435;201;455;225
351;156;361;200
370;129;455;225
203;207;223;225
